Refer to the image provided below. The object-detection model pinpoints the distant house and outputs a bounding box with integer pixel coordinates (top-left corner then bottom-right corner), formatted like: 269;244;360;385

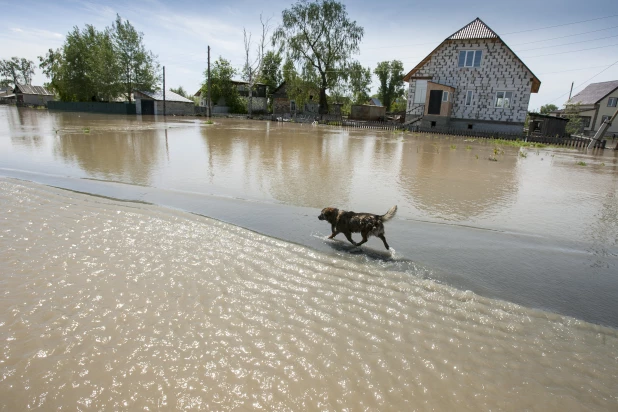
403;18;541;134
368;98;382;106
13;84;54;106
195;80;268;114
134;89;194;116
561;81;618;137
0;87;15;104
270;81;321;116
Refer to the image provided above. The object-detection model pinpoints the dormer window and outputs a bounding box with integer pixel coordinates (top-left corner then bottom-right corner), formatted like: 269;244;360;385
458;50;482;67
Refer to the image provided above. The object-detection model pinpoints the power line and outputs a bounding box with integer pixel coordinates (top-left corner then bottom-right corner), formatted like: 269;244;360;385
510;25;618;46
523;43;618;58
502;14;618;35
549;60;618;104
537;65;615;75
515;34;618;52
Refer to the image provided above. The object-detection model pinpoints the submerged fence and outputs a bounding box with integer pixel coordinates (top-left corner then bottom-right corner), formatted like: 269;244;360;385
48;101;136;115
320;116;406;131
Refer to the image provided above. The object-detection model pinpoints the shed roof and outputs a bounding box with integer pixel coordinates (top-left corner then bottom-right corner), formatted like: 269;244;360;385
568;81;618;105
14;84;53;95
368;97;382;106
136;89;193;103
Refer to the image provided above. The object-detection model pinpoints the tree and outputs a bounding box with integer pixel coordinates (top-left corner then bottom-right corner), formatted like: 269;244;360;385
170;86;189;98
564;102;583;136
0;57;35;86
243;14;272;116
374;60;405;111
38;48;63;94
111;14;160;102
259;50;282;94
202;57;244;113
347;61;371;105
273;0;364;115
540;103;558;115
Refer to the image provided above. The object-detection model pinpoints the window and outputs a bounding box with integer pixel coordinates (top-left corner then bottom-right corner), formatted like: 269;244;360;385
467;124;473;130
495;91;513;108
608;97;617;107
290;100;296;112
458;50;482;67
465;90;474;106
581;116;591;128
414;80;428;104
442;91;449;102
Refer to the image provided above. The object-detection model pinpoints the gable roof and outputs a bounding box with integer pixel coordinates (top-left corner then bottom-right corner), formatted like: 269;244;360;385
568;81;618;105
136;89;193;103
403;18;541;93
368;97;382;106
14;84;53;96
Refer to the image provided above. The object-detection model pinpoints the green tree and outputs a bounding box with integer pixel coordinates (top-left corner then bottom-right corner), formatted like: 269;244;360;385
111;14;160;102
282;59;320;113
347;61;371;105
38;48;63;94
0;57;35;86
202;57;244;113
540;103;558;114
564;102;583;135
170;86;189;98
374;60;404;111
273;0;364;115
259;51;283;94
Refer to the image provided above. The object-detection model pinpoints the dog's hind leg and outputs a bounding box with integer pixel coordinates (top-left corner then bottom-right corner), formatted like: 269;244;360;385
378;234;390;250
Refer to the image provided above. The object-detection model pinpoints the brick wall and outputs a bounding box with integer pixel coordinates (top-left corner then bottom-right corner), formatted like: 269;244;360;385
407;39;534;128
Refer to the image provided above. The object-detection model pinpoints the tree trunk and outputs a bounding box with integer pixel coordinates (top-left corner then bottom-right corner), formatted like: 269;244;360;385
319;73;328;115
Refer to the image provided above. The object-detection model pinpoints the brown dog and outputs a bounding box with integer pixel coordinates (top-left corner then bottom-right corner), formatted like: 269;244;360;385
318;206;397;250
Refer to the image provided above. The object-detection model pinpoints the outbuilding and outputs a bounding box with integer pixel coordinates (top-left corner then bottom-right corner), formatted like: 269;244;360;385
13;84;54;106
527;113;569;137
134;89;194;116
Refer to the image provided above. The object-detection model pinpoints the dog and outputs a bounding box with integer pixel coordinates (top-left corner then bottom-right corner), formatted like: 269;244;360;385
318;206;397;250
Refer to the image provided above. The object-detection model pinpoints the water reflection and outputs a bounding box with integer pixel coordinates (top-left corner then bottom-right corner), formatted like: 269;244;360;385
5;108;51;149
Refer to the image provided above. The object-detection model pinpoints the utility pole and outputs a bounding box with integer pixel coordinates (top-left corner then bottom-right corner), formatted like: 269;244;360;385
587;107;618;150
207;46;211;118
163;66;166;117
568;81;574;100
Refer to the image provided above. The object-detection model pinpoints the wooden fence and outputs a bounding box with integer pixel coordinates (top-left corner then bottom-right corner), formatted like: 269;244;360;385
320;116;405;131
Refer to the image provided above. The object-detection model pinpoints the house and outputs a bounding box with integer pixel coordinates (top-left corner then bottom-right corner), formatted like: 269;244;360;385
368;98;382;106
13;84;54;106
0;87;15;104
563;81;618;137
403;18;541;134
195;80;268;114
134;89;194;116
270;81;323;116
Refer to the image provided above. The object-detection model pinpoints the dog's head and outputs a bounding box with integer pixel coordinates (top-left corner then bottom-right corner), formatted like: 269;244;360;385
318;207;338;223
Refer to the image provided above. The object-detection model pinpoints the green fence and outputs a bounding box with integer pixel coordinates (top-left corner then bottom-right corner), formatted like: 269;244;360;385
48;101;136;114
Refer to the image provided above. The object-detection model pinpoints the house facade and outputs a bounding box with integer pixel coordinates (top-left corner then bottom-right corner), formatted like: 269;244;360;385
562;81;618;137
195;80;268;114
134;90;194;116
403;18;540;134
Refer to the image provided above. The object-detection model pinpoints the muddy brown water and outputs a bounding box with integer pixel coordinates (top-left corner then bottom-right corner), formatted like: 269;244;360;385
1;107;618;410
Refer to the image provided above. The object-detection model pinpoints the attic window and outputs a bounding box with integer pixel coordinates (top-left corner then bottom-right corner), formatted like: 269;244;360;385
458;50;482;67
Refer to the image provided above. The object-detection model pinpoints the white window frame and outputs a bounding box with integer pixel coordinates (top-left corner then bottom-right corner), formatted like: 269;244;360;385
465;90;474;106
494;91;513;108
458;50;482;68
414;80;428;104
608;97;617;107
442;91;449;102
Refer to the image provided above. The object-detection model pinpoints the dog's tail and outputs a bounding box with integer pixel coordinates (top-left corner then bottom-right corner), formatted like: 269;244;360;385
381;205;397;222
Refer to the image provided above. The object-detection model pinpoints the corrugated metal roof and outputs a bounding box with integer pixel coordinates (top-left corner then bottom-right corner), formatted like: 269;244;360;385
568;81;618;105
14;84;53;95
136;89;193;103
368;98;382;106
447;18;499;40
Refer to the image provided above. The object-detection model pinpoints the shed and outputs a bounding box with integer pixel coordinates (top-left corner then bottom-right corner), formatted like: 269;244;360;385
350;104;386;121
134;89;194;116
13;84;54;106
528;113;569;137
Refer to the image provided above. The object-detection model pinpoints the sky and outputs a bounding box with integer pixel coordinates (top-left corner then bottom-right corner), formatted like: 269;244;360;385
1;0;617;110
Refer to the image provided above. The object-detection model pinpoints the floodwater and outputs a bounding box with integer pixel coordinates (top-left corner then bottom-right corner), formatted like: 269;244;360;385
1;106;618;410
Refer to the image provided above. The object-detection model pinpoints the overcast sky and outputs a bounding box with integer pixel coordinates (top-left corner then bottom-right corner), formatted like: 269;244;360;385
1;0;617;109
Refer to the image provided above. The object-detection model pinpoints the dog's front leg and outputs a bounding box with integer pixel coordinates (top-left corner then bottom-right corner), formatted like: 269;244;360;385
344;232;358;246
328;230;339;239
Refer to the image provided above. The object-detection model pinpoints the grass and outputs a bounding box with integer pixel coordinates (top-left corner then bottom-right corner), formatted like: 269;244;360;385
519;151;527;158
450;144;457;150
486;138;548;148
576;161;587;166
488;156;498;162
205;120;214;125
83;127;90;133
465;145;472;150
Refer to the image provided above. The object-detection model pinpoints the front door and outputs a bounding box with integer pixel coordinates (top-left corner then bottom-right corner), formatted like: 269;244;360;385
428;90;443;115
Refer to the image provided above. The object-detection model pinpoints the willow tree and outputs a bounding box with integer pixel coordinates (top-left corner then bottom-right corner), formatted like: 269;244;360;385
273;0;363;115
